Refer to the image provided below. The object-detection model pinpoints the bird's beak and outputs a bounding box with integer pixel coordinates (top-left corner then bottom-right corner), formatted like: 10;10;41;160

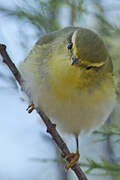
71;56;79;65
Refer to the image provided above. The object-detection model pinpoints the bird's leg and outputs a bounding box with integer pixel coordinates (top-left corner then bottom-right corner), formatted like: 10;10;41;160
26;103;35;113
65;134;80;171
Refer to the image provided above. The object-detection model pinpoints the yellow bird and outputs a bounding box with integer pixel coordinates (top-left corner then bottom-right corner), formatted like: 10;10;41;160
19;27;115;170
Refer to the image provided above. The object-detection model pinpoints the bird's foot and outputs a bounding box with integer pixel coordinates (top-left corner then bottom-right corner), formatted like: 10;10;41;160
26;104;35;113
65;152;80;171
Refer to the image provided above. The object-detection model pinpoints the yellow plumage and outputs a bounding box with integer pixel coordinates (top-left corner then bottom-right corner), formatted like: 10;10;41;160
19;26;115;169
19;27;115;134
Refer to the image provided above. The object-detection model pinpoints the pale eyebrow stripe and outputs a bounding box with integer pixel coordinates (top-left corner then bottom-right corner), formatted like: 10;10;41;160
80;60;105;67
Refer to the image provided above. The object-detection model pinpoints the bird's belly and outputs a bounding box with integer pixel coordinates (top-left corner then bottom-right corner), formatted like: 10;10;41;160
37;84;115;134
19;60;115;134
54;97;114;134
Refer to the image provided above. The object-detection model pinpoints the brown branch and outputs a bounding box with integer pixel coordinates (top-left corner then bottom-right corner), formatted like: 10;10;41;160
0;44;88;180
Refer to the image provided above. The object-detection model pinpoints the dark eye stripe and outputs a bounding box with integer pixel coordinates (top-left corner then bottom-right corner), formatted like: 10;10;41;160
67;42;73;50
86;66;92;70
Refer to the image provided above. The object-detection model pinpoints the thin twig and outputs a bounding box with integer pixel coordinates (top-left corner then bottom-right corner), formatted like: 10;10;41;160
0;44;22;86
0;44;88;180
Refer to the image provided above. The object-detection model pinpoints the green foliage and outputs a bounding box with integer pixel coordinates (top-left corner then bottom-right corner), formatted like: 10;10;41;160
93;124;120;142
80;159;120;179
1;0;120;179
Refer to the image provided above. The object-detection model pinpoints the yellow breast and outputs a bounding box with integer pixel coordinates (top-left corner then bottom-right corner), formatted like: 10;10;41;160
48;58;82;101
47;55;114;105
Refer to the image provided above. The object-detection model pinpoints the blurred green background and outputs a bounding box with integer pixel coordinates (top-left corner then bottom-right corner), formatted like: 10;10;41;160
0;0;120;180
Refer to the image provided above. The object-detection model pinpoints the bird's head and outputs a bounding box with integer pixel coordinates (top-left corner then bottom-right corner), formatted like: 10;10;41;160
67;28;108;70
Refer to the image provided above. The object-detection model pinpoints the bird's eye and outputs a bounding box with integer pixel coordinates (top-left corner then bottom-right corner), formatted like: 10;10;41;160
67;42;73;50
86;66;92;70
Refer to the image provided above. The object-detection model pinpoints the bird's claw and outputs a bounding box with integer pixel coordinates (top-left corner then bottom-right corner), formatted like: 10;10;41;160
26;104;35;113
65;152;80;171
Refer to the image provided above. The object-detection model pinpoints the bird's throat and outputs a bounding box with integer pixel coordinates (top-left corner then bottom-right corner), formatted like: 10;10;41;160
48;58;82;102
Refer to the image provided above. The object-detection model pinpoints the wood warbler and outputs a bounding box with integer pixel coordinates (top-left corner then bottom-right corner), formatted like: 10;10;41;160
19;27;115;170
